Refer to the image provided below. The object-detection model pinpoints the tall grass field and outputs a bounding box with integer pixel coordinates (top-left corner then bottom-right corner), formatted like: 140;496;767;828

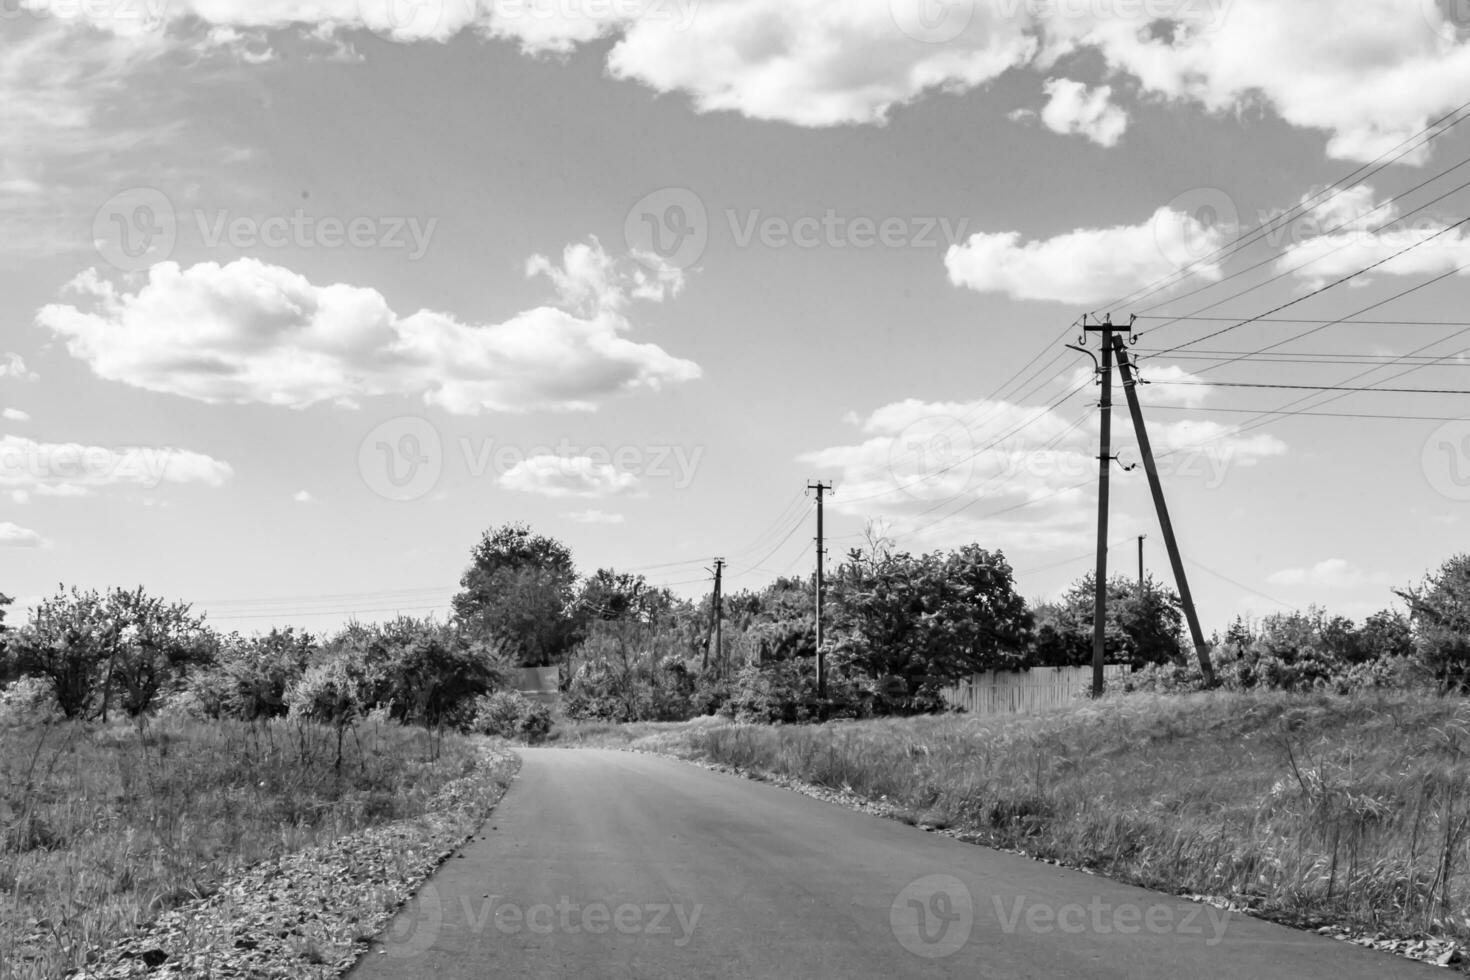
0;713;491;980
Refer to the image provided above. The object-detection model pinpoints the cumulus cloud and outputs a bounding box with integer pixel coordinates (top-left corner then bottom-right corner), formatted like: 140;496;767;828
1267;559;1379;589
1273;187;1470;287
1038;79;1128;147
945;207;1227;304
292;490;315;503
36;240;700;414
3;409;30;422
0;355;37;382
0;522;47;549
0;434;233;497
33;0;1468;165
499;455;641;498
563;508;627;524
798;391;1285;554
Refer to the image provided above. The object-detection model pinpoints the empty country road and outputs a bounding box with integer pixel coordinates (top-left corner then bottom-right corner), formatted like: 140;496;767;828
348;749;1438;980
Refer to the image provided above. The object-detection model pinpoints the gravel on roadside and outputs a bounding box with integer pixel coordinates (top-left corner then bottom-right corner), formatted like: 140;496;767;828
66;746;520;980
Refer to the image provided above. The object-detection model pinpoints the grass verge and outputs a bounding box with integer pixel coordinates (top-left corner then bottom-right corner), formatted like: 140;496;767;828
0;713;500;980
616;690;1470;959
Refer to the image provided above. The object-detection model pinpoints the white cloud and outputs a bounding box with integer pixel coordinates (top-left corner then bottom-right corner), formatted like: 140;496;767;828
564;508;627;525
945;207;1227;305
17;0;1470;164
0;522;47;549
1267;559;1380;589
500;455;641;499
800;393;1286;552
293;490;315;503
1274;186;1470;287
3;409;30;422
0;355;37;382
36;240;700;414
1038;79;1128;147
0;434;233;497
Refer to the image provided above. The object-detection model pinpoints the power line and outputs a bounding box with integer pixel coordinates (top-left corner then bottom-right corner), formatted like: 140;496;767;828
1153;379;1470;395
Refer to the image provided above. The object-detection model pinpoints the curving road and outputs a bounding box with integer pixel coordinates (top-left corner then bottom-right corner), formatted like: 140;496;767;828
348;748;1438;979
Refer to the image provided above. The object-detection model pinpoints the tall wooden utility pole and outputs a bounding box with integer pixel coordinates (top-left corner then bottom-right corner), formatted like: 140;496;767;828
1138;534;1146;596
1111;334;1215;685
712;557;725;674
808;481;831;702
1083;316;1115;698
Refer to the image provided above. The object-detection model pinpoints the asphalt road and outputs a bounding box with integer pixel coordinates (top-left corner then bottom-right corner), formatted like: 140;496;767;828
348;748;1439;979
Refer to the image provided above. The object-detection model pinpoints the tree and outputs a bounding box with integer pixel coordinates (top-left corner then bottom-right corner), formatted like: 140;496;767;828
1033;574;1186;669
202;628;317;720
104;587;213;717
830;545;1032;708
452;524;578;666
10;586;211;719
0;592;14;683
1397;555;1470;691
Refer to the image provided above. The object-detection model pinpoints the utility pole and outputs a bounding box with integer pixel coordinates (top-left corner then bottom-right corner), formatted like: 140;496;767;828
808;481;832;703
1081;315;1115;698
712;557;725;675
1111;334;1216;685
1138;534;1146;596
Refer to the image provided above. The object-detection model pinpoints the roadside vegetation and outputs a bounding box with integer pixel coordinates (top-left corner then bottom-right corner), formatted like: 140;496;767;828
6;520;1470;973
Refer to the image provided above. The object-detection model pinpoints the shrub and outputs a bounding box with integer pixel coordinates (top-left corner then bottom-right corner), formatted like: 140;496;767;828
469;690;553;744
0;676;61;726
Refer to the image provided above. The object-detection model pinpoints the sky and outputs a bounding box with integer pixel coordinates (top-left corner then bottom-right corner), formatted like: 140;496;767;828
5;0;1470;636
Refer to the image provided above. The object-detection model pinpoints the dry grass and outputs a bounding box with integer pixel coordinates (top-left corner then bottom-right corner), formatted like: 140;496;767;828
634;690;1470;945
0;712;489;980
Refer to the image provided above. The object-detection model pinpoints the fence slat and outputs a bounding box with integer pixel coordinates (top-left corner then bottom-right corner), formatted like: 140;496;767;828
939;665;1129;716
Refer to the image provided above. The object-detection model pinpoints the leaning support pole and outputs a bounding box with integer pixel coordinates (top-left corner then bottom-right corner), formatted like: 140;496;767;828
1111;335;1216;686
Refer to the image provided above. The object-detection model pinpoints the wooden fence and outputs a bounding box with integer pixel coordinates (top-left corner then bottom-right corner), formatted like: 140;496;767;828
939;665;1130;716
513;666;561;705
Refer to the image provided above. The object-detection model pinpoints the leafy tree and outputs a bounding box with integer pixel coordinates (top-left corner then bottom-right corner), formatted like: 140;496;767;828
0;592;14;682
10;586;211;719
830;544;1032;708
196;628;317;720
453;524;578;666
1397;555;1470;691
575;569;674;625
103;587;213;717
1032;574;1186;669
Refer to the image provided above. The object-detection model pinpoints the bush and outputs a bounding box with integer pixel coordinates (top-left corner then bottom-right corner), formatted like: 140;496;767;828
0;676;61;726
470;690;553;744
